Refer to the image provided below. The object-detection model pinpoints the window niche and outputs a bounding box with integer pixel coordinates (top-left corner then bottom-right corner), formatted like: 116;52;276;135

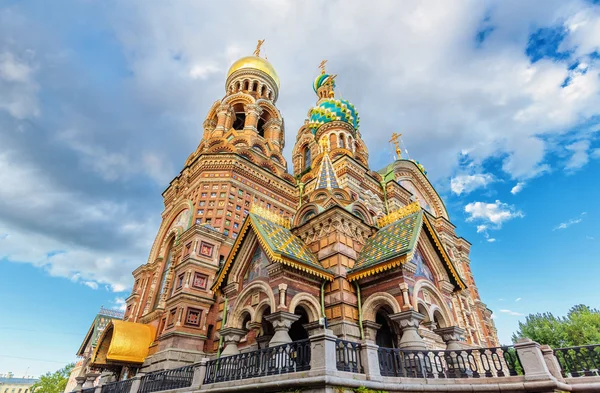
232;103;246;130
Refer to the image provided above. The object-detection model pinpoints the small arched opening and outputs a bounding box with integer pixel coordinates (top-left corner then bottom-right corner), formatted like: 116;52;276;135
289;306;310;341
329;133;337;149
339;133;346;149
375;307;397;349
232;103;246;131
243;80;249;91
301;210;316;224
257;110;271;138
433;310;448;329
417;303;432;329
303;146;311;170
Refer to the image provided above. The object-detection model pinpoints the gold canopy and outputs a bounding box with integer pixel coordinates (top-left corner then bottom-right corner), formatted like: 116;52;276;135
227;56;280;88
91;320;155;366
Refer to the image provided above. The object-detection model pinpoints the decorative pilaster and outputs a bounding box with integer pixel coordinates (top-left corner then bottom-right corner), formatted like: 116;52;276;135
265;311;300;347
398;283;412;310
219;327;247;356
389;310;426;350
244;104;263;131
278;283;288;308
303;320;324;337
434;326;465;350
362;321;381;342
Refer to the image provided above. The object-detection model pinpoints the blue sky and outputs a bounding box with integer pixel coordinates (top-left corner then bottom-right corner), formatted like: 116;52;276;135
1;0;600;377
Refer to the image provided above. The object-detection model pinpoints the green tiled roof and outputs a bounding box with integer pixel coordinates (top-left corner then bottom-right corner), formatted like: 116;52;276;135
351;211;422;273
249;213;327;274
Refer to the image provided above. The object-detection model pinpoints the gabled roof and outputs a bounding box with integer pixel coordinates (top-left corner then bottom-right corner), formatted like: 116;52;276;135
348;211;422;280
348;210;466;290
212;212;333;291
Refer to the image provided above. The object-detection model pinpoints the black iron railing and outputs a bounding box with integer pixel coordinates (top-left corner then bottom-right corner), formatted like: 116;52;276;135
204;339;311;384
138;364;196;393
81;388;96;393
100;379;133;393
377;346;522;378
335;339;364;373
555;344;600;377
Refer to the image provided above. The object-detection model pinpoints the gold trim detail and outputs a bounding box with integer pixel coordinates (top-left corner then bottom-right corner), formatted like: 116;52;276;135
377;201;421;227
250;205;290;228
422;215;466;291
347;255;407;282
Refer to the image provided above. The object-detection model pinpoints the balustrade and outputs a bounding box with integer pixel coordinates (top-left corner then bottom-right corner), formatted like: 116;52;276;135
335;339;364;373
100;379;133;393
555;344;600;377
138;364;196;393
204;339;310;384
377;346;522;378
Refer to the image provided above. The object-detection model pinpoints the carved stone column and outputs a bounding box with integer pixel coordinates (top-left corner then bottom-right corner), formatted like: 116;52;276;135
219;327;247;356
398;283;412;310
82;373;99;388
389;310;426;350
244;104;263;132
214;105;231;135
277;283;287;309
362;321;382;342
434;326;465;350
265;311;300;347
264;118;283;148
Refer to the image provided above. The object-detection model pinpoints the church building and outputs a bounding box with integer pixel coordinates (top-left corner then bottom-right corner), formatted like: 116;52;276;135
87;43;498;378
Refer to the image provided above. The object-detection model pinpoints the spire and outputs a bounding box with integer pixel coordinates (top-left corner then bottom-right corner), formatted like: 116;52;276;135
315;140;341;190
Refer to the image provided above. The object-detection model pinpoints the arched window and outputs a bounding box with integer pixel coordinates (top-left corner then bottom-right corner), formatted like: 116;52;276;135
232;103;245;130
329;133;337;149
303;146;311;170
301;210;316;224
243;80;249;91
154;238;175;309
339;134;346;149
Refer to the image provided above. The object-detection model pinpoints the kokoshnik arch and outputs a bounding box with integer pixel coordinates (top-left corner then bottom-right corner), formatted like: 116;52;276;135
84;43;499;379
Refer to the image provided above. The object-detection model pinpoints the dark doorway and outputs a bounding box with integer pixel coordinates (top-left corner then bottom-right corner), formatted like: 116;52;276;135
289;307;309;341
375;310;397;348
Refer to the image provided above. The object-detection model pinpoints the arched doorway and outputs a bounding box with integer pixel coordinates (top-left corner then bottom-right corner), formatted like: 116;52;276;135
257;306;274;349
289;306;309;341
375;308;397;348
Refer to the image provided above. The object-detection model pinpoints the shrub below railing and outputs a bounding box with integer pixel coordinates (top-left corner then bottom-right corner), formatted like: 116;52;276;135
555;344;600;377
335;339;364;373
100;379;133;393
377;346;522;378
138;364;196;393
204;339;311;384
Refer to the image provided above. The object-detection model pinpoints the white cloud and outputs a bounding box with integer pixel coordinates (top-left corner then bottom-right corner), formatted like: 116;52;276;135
465;200;524;227
565;140;591;171
499;309;524;316
450;174;494;195
189;63;220;80
553;212;586;230
0;51;39;119
515;297;522;302
487;238;496;243
476;225;487;233
113;297;127;311
83;281;99;290
511;182;525;195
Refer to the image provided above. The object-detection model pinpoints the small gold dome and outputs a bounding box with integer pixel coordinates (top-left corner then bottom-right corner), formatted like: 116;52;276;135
227;56;280;88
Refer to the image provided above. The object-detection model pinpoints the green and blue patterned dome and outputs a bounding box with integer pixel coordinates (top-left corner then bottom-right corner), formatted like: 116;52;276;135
313;73;336;93
308;98;360;132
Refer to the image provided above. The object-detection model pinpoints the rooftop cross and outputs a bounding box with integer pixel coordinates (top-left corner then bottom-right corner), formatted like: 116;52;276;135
389;132;402;159
318;59;328;74
253;39;265;57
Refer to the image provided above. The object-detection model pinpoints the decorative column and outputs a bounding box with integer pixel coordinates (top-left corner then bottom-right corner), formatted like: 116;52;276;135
73;376;86;392
265;311;300;347
244;104;263;132
82;373;99;388
398;283;412;310
389;310;426;350
264;119;283;149
219;327;247;356
277;283;287;309
434;326;465;351
214;105;231;136
362;321;381;342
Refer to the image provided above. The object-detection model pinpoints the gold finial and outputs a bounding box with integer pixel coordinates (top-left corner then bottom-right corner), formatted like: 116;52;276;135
389;132;402;159
253;39;265;57
318;59;328;75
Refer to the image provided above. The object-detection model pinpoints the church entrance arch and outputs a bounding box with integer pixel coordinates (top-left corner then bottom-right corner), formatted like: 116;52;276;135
289;306;310;341
375;307;398;349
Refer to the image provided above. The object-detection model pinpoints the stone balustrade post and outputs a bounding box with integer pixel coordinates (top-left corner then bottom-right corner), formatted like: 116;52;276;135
360;340;382;381
82;373;99;389
191;358;209;388
540;345;566;382
127;373;145;393
265;311;300;347
219;327;247;356
73;377;86;392
514;338;556;382
389;310;427;350
309;329;338;373
434;326;465;351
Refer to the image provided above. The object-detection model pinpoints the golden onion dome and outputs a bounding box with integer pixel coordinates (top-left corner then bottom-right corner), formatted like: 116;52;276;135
227;56;280;88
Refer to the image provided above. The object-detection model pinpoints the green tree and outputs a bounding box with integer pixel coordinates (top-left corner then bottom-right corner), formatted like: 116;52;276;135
512;304;600;347
31;363;75;393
